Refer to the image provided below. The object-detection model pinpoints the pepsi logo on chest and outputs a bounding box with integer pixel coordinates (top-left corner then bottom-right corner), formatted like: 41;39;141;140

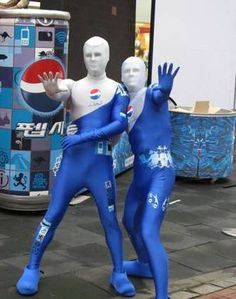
89;88;102;106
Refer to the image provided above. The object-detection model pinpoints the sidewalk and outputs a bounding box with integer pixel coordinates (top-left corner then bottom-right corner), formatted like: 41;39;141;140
169;267;236;298
0;164;236;298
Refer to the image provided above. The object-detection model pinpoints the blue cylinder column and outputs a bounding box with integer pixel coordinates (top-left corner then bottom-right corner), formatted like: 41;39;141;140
0;9;70;210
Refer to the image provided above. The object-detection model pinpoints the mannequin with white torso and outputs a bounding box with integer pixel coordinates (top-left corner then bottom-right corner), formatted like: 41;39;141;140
16;37;135;297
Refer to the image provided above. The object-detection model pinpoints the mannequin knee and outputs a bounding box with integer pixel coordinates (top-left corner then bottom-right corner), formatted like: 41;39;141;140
141;223;152;243
44;209;64;227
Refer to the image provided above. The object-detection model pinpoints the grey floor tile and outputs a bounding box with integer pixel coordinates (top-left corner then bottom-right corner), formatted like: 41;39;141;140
198;239;236;261
169;260;201;281
165;209;202;226
0;262;20;289
55;243;112;267
170;245;235;272
77;220;104;236
161;230;208;251
54;225;105;247
0;272;113;299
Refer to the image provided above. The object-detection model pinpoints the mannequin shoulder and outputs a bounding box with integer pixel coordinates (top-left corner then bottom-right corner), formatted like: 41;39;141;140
116;83;128;96
63;79;76;89
106;78;119;88
71;77;88;89
105;78;127;95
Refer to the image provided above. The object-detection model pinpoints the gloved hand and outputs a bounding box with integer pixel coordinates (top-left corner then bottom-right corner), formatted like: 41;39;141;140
62;135;81;150
38;71;68;96
66;124;78;135
157;63;180;95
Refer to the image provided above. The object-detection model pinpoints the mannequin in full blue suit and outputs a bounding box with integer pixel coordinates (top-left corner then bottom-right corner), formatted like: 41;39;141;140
121;57;179;299
16;37;135;297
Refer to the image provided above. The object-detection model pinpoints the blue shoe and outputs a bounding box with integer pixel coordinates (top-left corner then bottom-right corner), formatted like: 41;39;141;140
16;266;40;295
123;259;153;278
111;270;136;297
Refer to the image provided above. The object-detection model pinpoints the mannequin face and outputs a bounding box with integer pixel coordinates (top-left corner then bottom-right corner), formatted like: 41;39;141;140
83;37;109;77
122;57;146;93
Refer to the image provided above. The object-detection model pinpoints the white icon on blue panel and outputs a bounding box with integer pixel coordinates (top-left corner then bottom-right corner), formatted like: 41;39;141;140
21;27;30;46
15;25;35;47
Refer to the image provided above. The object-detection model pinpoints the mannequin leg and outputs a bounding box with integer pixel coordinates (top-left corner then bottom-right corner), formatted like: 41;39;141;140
16;156;83;295
88;157;135;297
141;167;175;299
122;181;152;278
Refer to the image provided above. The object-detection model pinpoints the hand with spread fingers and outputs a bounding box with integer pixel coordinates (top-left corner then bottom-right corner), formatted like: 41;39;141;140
156;62;180;95
38;71;69;96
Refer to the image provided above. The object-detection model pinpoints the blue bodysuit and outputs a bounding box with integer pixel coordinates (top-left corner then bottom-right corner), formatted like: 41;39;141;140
123;66;177;299
17;76;135;297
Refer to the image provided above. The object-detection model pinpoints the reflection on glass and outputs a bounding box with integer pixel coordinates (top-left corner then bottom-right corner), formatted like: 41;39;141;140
135;23;150;68
135;0;152;70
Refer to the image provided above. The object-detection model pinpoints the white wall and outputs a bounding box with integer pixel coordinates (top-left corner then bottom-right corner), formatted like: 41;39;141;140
151;0;236;109
136;0;152;23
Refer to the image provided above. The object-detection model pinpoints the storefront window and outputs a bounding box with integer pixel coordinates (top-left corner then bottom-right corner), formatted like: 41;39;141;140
135;0;152;69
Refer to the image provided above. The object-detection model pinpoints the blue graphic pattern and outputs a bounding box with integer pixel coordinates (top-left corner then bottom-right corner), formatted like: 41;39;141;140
171;112;236;178
12;109;33;129
112;132;133;175
0;149;10;169
0;46;14;67
0;88;13;108
14;25;35;48
31;172;49;191
0;128;11;149
11;150;30;171
10;170;30;191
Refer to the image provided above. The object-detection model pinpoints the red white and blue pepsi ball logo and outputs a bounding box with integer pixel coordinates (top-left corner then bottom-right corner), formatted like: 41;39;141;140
20;59;65;116
90;88;101;101
127;105;133;118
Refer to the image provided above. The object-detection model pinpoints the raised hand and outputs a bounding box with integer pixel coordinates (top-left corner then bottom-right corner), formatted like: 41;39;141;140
157;63;180;94
38;71;68;96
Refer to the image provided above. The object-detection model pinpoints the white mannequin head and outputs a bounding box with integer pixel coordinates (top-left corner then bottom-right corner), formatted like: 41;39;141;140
83;36;110;78
121;56;146;94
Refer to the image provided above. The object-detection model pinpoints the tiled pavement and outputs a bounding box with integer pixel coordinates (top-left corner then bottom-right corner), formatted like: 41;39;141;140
169;267;236;298
0;164;236;298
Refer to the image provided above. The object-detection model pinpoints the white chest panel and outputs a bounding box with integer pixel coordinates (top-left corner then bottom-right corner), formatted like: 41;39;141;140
127;88;147;132
70;77;118;120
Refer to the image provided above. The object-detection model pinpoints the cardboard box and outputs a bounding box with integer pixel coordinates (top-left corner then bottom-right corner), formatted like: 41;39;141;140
170;100;235;115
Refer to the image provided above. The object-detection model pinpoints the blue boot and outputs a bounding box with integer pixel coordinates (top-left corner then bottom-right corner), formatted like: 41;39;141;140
111;270;136;297
16;266;40;295
123;259;153;278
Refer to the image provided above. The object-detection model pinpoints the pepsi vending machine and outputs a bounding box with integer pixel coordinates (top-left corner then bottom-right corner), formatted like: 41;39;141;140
0;9;70;210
